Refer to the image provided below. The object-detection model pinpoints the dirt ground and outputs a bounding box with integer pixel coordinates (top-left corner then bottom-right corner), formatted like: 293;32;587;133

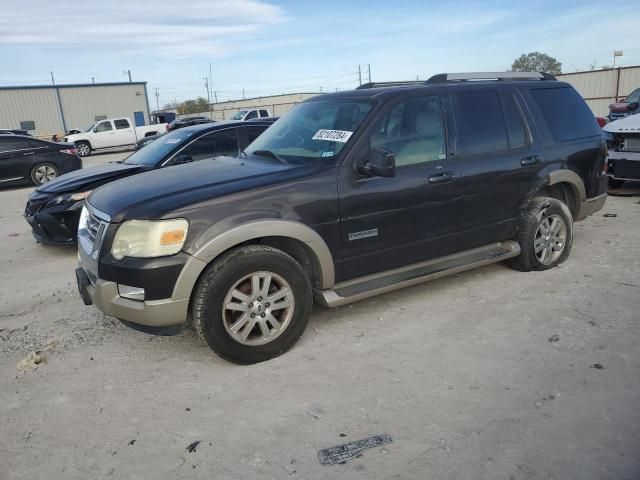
1;150;639;479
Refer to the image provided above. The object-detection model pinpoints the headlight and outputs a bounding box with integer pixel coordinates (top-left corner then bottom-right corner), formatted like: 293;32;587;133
111;219;188;260
50;190;92;205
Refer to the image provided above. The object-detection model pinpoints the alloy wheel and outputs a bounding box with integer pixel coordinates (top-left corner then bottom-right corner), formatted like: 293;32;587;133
34;165;57;184
222;271;295;346
534;213;567;265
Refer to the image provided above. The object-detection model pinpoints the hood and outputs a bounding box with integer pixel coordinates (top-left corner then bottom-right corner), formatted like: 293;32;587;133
603;113;640;134
37;162;144;194
88;155;324;222
609;102;629;112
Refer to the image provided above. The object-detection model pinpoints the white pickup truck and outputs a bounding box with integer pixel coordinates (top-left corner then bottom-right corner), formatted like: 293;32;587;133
64;118;168;157
229;108;272;121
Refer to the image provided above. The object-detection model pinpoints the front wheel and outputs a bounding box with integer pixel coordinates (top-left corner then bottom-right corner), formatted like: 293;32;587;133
75;141;91;157
509;196;573;272
192;245;312;364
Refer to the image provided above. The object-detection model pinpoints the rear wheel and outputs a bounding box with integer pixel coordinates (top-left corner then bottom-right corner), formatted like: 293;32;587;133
509;196;573;272
30;163;59;186
192;245;312;364
75;141;91;157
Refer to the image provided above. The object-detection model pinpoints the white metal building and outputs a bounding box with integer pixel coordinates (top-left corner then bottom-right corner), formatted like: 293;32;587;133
0;82;152;138
557;66;640;116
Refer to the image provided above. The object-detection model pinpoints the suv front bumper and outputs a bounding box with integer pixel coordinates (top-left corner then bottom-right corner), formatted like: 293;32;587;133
76;266;190;327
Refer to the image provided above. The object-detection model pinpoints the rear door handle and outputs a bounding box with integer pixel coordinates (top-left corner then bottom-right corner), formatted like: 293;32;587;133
521;155;540;166
428;171;454;184
22;152;36;156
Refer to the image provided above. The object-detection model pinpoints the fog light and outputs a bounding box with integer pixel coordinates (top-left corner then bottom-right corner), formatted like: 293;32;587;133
118;284;145;301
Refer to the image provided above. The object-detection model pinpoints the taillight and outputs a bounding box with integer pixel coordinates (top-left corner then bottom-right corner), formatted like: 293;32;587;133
596;117;607;128
166;124;170;131
60;148;77;155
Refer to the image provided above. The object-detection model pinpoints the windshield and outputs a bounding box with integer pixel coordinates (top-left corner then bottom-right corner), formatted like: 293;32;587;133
123;129;197;166
246;99;373;163
231;110;248;120
626;88;640;104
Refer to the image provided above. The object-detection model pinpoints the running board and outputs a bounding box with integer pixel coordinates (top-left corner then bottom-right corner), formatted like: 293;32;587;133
314;241;520;307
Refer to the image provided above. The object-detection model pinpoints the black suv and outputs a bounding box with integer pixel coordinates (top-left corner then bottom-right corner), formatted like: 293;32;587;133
76;72;607;364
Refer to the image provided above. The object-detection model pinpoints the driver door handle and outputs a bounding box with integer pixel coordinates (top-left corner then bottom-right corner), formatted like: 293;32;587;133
428;171;454;184
22;152;36;156
521;155;540;166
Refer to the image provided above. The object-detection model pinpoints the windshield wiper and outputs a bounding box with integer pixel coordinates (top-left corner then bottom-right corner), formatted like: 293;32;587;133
252;149;285;162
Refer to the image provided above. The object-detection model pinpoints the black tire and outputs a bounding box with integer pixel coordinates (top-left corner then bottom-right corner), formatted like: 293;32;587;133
192;245;313;364
508;196;573;272
30;162;59;186
608;177;625;189
75;141;91;157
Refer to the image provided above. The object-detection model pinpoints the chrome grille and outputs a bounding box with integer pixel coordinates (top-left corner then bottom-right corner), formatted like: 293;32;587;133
86;212;102;243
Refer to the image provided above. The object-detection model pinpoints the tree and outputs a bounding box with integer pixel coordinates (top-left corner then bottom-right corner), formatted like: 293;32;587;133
512;52;562;75
176;97;210;115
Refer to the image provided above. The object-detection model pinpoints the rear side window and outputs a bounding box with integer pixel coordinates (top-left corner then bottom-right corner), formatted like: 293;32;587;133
451;91;508;155
114;119;130;129
0;138;29;152
502;93;527;148
531;87;600;142
245;110;258;120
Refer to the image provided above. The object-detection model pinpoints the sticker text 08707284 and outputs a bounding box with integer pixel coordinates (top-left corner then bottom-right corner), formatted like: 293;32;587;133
312;129;353;143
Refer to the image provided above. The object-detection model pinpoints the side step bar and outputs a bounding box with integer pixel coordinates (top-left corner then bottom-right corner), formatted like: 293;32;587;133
314;241;520;307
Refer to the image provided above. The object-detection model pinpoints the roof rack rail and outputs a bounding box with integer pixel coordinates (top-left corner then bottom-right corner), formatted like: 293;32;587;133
356;81;426;90
426;71;556;83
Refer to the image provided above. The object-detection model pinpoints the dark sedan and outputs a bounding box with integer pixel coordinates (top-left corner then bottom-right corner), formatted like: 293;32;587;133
24;119;276;244
1;135;81;188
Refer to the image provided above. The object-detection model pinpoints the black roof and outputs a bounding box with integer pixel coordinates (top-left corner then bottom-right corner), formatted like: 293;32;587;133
176;118;277;134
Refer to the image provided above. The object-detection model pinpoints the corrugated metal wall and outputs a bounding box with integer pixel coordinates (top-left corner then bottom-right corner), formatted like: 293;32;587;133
175;93;320;121
59;84;149;132
0;88;62;135
557;66;640;116
0;83;150;137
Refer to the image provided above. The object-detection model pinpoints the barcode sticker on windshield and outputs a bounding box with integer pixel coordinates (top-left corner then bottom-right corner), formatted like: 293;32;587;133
312;129;353;143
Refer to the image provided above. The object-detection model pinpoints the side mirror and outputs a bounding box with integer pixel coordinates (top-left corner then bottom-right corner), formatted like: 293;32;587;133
172;154;194;165
627;102;639;112
356;147;396;177
92;127;98;133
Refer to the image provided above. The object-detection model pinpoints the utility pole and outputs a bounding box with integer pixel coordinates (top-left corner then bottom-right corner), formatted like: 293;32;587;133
214;91;218;103
154;88;160;111
242;88;245;99
416;75;419;81
368;64;371;83
127;70;132;82
50;72;55;85
319;86;323;93
209;62;214;118
358;65;362;86
91;77;95;84
203;77;211;106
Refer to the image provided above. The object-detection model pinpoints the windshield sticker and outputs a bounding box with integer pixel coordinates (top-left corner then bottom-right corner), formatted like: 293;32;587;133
321;151;335;158
165;138;181;144
312;129;353;143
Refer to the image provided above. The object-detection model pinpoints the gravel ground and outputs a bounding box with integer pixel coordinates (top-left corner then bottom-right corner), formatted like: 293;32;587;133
1;152;639;479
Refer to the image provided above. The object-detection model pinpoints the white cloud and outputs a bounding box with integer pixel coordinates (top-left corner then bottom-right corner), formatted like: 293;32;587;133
0;0;284;58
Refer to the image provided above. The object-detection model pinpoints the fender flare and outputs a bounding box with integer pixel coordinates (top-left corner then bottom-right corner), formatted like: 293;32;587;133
547;169;586;202
171;220;336;301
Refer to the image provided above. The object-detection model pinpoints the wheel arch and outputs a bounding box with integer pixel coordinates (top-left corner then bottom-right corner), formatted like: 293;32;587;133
75;139;93;150
172;220;336;302
528;169;586;220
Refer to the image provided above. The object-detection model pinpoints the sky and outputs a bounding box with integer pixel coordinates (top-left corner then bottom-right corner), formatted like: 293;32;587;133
1;0;638;107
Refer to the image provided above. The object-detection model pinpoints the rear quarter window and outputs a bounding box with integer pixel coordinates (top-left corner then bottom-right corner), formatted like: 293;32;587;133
530;87;600;142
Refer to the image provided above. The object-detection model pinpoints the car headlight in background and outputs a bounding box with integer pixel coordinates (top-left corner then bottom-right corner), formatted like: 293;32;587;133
111;219;189;260
50;190;93;206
